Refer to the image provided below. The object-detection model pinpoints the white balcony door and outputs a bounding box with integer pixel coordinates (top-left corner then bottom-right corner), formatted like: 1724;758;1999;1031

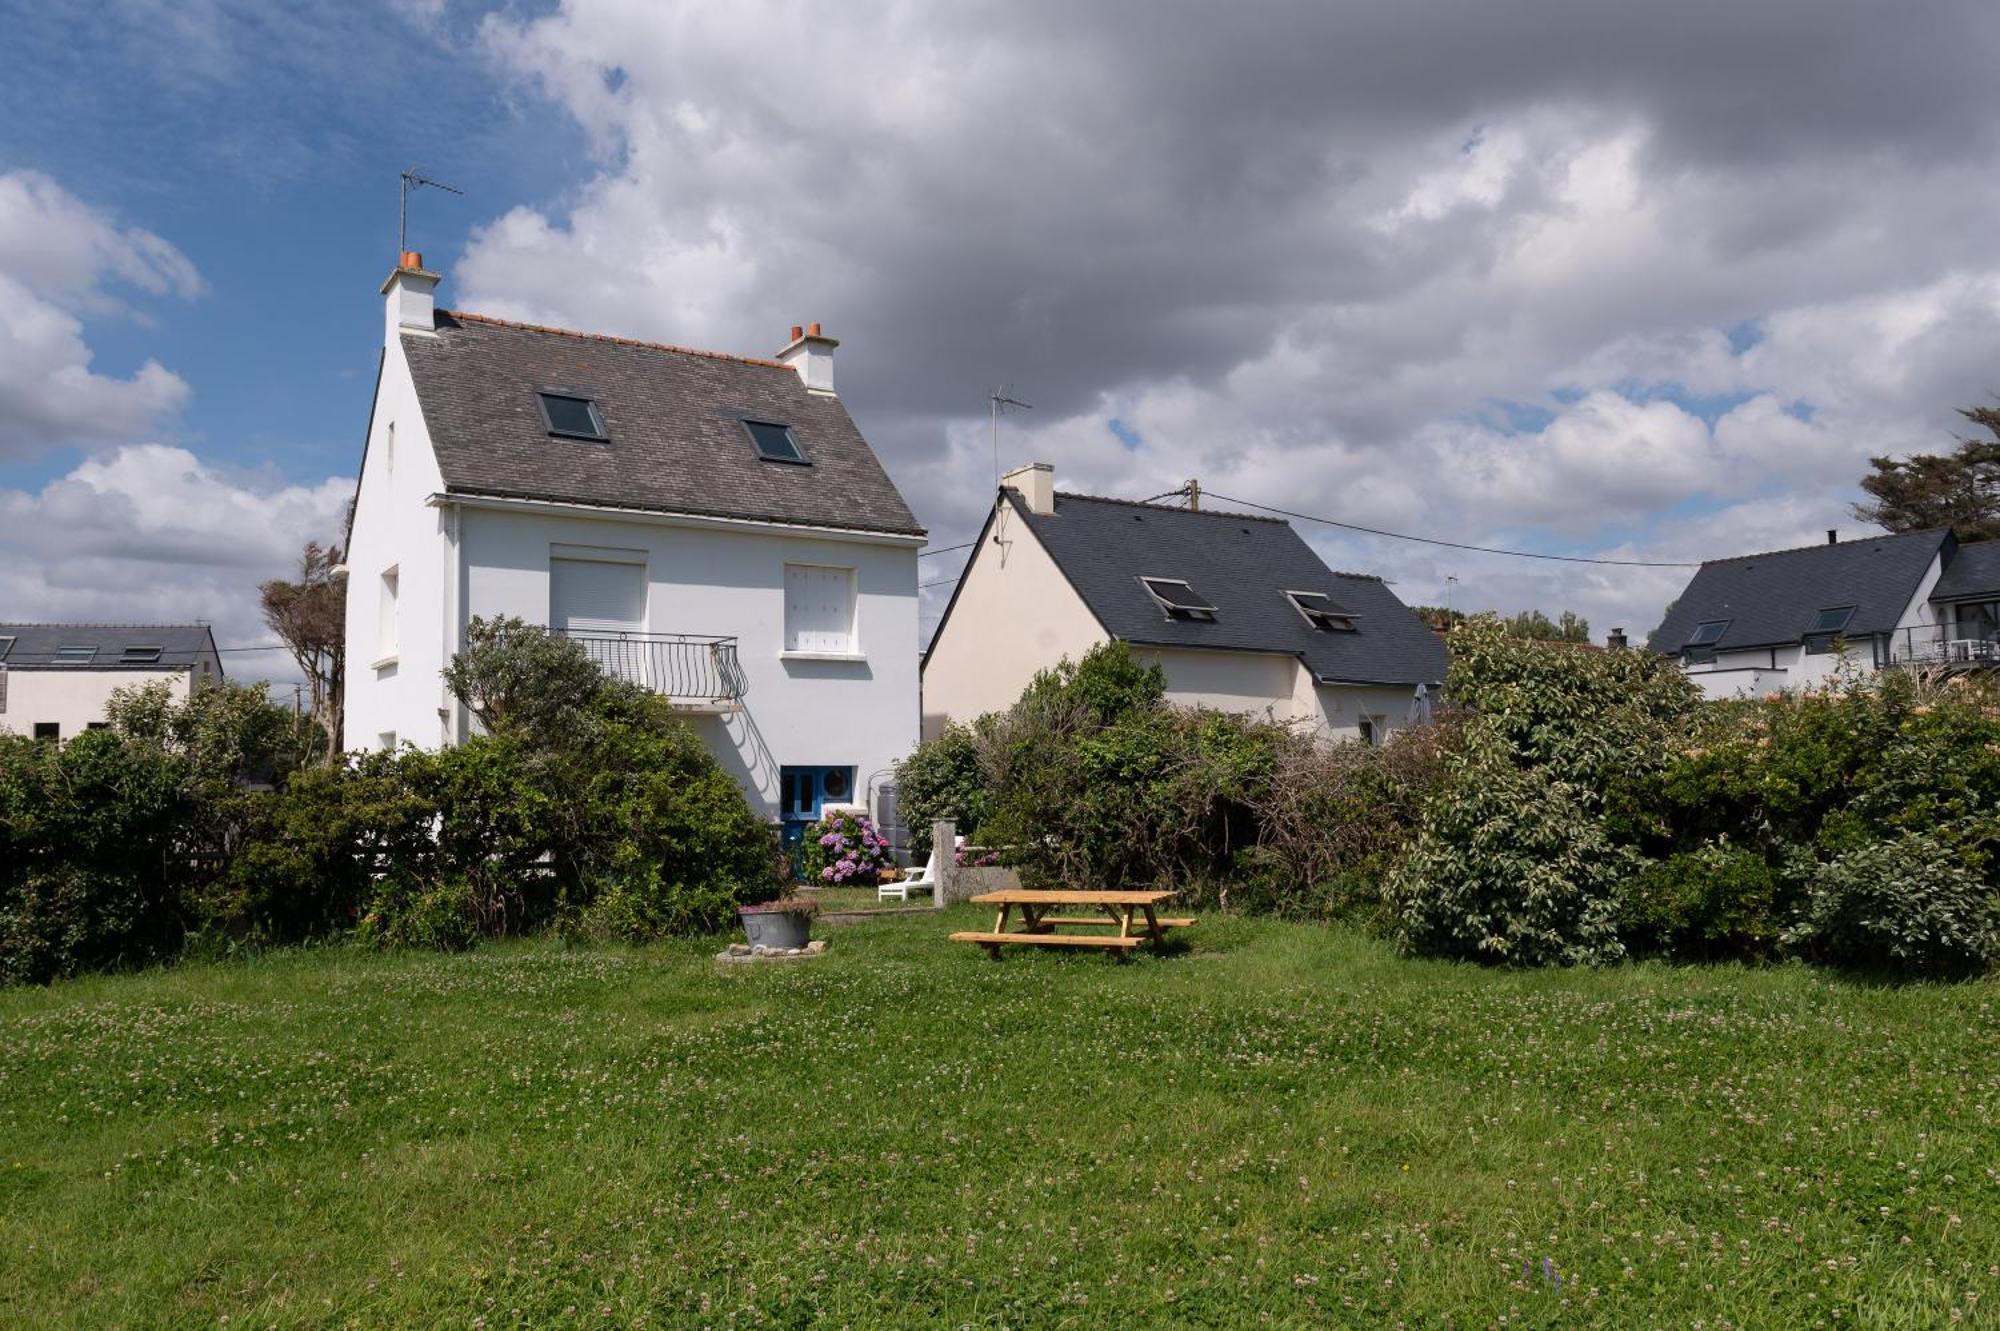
551;555;648;683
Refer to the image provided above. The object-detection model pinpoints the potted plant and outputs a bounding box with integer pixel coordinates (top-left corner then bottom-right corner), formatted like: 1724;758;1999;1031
738;898;817;950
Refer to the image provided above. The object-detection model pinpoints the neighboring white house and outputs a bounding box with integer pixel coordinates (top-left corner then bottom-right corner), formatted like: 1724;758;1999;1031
921;464;1449;742
1649;528;2000;699
0;624;223;741
341;252;926;837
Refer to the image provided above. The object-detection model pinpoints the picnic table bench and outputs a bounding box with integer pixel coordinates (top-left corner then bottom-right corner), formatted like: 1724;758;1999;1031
951;889;1192;957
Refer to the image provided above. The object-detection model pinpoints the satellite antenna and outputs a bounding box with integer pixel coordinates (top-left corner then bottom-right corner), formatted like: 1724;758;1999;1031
988;385;1032;488
399;167;464;254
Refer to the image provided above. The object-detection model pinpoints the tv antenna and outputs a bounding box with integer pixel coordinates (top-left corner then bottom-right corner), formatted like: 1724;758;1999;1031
399;168;464;254
988;385;1032;487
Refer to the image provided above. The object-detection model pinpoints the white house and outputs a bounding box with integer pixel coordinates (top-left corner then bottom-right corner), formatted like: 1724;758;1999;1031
341;252;926;837
1649;528;2000;699
0;624;223;741
921;464;1448;742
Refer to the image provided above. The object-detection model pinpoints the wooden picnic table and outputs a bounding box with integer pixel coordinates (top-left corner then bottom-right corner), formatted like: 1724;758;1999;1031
951;889;1193;957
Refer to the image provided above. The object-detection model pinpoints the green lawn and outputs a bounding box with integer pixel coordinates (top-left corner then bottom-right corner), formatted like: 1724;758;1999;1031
1;909;1994;1328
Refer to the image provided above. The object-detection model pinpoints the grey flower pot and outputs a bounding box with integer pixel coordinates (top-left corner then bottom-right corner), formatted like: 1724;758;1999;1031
739;909;813;951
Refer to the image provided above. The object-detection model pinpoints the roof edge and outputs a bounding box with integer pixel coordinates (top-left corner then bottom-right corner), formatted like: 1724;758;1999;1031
433;309;793;371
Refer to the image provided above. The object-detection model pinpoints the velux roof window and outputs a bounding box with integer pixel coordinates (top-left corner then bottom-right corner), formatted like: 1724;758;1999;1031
1286;590;1357;632
55;645;97;663
1139;576;1217;622
120;645;163;664
1683;619;1729;664
1804;605;1856;655
743;419;806;463
536;391;608;441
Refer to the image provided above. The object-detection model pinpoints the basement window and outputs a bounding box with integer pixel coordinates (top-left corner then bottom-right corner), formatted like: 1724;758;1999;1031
1139;576;1217;622
120;645;163;664
1285;590;1358;632
743;419;806;463
536;391;608;441
1805;605;1856;655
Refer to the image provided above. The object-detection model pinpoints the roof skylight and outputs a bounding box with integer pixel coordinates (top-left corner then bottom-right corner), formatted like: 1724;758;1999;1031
54;645;97;663
536;391;608;440
1286;590;1358;631
1139;576;1217;621
1807;606;1855;635
1686;620;1730;647
120;645;163;663
743;419;806;463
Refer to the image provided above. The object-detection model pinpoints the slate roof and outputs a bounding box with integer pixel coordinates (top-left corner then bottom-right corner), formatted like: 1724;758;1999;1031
0;624;221;672
400;311;924;536
1646;529;1950;653
1000;491;1449;686
1931;539;2000;601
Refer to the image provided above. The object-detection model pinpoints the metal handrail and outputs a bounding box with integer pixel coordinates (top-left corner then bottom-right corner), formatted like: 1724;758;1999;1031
1883;623;2000;668
553;630;747;703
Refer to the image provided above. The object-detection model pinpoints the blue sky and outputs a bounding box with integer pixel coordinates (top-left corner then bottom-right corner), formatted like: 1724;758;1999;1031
4;1;2000;677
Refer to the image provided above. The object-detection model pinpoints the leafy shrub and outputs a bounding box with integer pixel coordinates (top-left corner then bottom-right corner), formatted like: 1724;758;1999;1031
799;809;893;886
895;722;987;856
1620;842;1799;962
1391;737;1634;966
1784;830;2000;976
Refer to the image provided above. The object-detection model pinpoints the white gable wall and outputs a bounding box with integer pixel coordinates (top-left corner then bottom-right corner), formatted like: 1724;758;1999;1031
342;334;450;751
920;502;1108;737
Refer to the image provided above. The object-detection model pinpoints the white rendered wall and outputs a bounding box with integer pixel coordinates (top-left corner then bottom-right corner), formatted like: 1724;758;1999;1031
919;501;1108;737
456;504;920;819
0;668;193;739
341;336;451;752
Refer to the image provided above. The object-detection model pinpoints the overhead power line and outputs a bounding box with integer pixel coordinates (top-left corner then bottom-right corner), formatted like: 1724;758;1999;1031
1198;490;1702;569
918;541;974;560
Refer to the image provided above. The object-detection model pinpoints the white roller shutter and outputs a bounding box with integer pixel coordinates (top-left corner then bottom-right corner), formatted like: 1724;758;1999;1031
550;557;647;634
784;565;855;652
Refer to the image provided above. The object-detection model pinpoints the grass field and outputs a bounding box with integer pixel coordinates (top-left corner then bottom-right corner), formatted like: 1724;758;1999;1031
1;908;1994;1328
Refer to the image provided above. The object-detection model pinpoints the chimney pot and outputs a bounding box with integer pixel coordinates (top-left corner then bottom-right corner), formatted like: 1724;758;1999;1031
790;324;804;342
1827;529;1838;545
400;250;424;271
775;322;838;394
808;321;823;337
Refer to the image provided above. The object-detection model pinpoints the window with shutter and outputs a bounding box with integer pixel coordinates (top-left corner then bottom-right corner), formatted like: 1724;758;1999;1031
784;564;856;654
550;557;648;634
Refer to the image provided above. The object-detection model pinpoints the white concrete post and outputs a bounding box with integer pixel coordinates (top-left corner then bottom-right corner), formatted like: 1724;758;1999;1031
931;819;956;909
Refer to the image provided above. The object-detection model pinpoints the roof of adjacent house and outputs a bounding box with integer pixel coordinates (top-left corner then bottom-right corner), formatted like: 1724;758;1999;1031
1646;529;1951;653
399;311;924;536
996;490;1449;686
0;623;221;671
1930;538;2000;601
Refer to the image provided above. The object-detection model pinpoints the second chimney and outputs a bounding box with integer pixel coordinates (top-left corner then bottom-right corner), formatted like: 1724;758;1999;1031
1001;461;1055;516
777;322;838;395
1827;529;1838;545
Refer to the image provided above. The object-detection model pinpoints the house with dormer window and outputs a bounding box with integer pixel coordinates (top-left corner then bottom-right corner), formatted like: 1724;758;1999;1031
341;252;925;833
1649;528;2000;699
920;463;1448;743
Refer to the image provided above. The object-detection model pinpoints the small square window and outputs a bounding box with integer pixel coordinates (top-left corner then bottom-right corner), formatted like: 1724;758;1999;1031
1286;590;1358;631
1139;577;1217;621
744;419;806;463
54;645;97;663
537;391;608;440
33;722;59;743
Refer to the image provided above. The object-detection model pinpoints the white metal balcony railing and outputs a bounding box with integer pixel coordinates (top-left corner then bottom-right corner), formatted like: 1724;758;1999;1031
1883;623;2000;670
553;630;747;707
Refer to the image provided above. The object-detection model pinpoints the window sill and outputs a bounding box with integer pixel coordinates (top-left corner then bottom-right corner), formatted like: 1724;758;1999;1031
780;650;865;663
370;653;400;671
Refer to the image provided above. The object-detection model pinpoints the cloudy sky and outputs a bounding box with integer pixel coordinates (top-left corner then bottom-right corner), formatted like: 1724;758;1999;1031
5;0;2000;679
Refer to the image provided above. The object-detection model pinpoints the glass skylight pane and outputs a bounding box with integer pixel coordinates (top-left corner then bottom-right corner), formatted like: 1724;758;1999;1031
745;420;804;461
539;393;605;438
1142;578;1212;610
1688;620;1729;646
1808;606;1854;633
56;645;96;662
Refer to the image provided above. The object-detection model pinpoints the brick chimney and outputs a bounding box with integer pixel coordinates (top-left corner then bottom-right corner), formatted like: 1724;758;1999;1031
777;321;838;395
380;250;440;343
1001;461;1055;516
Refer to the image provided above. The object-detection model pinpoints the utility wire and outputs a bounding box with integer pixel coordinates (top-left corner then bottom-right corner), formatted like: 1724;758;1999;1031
918;540;974;560
1198;490;1702;568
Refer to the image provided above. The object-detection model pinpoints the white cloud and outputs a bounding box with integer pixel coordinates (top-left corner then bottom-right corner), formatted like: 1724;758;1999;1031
449;2;2000;644
0;445;352;684
0;172;197;458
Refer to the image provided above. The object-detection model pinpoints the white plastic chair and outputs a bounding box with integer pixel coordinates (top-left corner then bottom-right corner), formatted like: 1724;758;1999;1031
880;843;942;902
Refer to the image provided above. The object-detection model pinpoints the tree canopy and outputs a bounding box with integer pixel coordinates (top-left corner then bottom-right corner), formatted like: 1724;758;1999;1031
1852;405;2000;541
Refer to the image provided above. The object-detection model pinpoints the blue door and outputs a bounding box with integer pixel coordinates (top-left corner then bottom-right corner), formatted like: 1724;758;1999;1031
779;764;856;860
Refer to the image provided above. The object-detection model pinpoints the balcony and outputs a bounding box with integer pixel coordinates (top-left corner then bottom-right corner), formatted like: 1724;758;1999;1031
554;630;747;710
1883;624;2000;671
